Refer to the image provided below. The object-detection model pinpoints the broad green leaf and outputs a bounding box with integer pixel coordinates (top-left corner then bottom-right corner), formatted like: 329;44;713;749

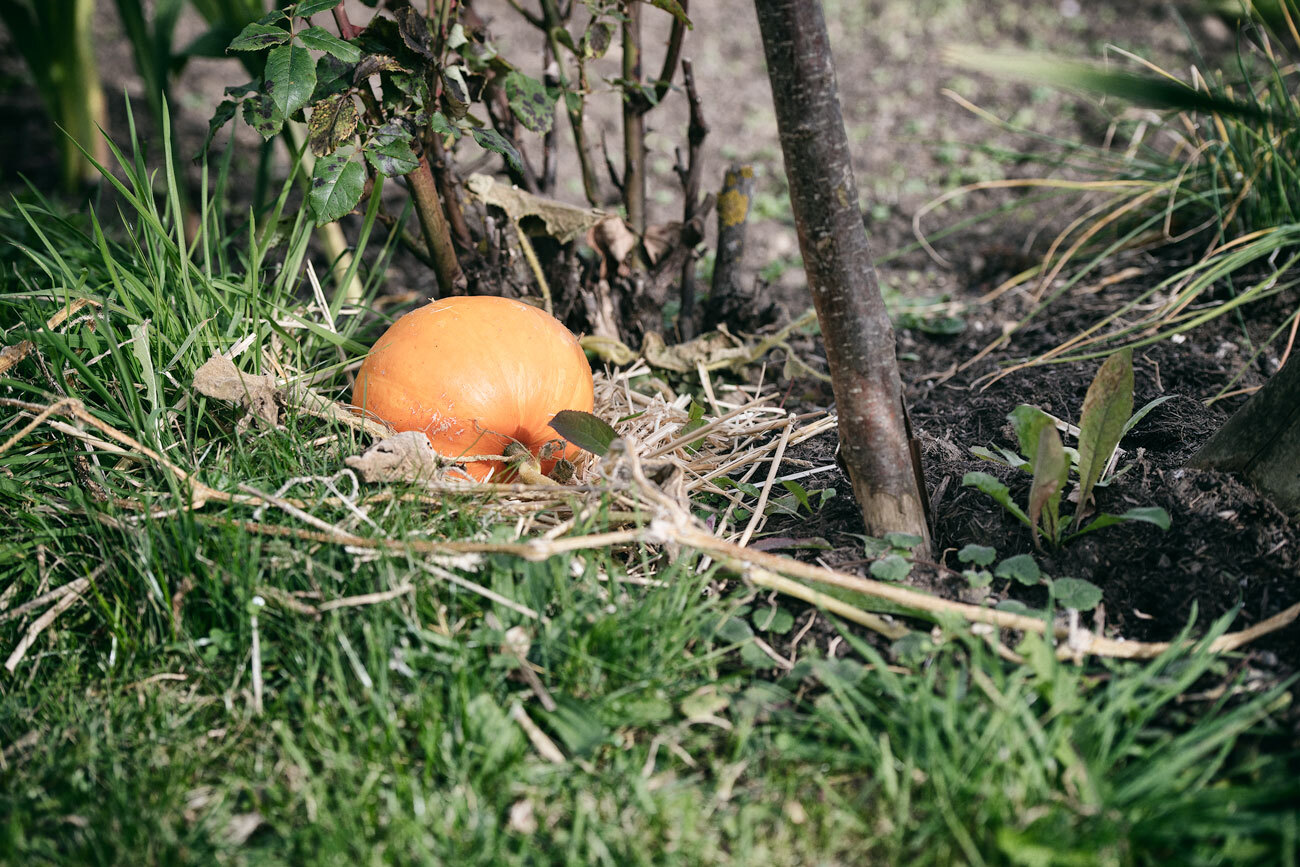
994;554;1041;586
957;544;996;566
308;147;365;224
964;569;993;588
503;71;556;134
647;0;692;27
1028;424;1068;547
549;410;617;456
1069;506;1171;541
1050;577;1103;611
227;22;290;52
307;94;358;156
242;91;285;139
1007;404;1055;468
265;43;316;120
364;138;419;177
962;471;1031;527
472;127;523;173
298;25;362;63
870;554;911;582
295;0;344;16
885;532;924;551
1074;348;1133;526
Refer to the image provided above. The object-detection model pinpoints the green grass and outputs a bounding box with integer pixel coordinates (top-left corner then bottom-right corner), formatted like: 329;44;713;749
1;117;1298;865
925;22;1300;385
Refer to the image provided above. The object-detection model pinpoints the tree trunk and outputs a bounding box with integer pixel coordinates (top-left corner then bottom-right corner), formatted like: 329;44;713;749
1190;355;1300;516
754;0;930;551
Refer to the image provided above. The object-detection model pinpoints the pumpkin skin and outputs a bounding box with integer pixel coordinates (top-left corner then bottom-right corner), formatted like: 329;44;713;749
352;296;594;481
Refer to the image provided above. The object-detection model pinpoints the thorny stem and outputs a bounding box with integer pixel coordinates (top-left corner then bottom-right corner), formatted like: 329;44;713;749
331;5;361;39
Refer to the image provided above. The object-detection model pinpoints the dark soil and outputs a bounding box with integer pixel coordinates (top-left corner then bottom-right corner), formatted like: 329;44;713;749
763;258;1300;670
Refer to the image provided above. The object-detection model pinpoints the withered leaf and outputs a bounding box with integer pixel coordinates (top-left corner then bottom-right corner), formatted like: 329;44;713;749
307;94;359;156
344;431;442;482
193;355;283;431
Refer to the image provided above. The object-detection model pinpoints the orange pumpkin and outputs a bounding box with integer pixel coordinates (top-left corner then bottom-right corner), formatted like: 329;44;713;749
352;296;594;480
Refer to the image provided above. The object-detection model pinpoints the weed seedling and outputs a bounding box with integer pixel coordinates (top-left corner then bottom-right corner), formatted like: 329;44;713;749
964;349;1170;548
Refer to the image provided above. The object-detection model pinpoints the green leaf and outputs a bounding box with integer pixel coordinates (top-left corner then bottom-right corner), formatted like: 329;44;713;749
962;471;1032;528
964;569;993;588
885;532;923;551
780;480;812;512
503;71;556;134
994;554;1041;586
945;46;1269;121
1074;348;1133;526
294;0;344;16
227;22;290;52
870;554;911;582
197;98;239;160
1007;404;1055;468
753;606;795;634
1070;506;1171;541
364;138;419;177
1027;424;1068;547
265;43;317;120
298;25;362;63
307;94;358;156
537;696;606;758
957;544;996;566
647;0;692;27
308;147;365;224
1121;394;1174;438
549;410;617;456
242;91;285;139
970;445;1029;470
472;127;523;173
1050;577;1103;611
428;111;458;138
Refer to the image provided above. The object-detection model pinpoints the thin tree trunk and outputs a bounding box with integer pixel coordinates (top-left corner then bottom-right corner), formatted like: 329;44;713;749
754;0;930;550
1190;354;1300;516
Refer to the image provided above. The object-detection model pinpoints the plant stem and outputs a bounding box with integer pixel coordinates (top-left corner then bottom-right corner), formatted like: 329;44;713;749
409;155;467;296
540;0;602;206
755;0;930;551
622;0;646;233
283;122;367;304
675;58;708;338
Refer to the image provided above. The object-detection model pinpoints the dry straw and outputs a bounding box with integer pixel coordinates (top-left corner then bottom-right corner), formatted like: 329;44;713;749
1;339;1296;671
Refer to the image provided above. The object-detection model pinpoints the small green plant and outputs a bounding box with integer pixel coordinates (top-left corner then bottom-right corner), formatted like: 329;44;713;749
964;349;1171;548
